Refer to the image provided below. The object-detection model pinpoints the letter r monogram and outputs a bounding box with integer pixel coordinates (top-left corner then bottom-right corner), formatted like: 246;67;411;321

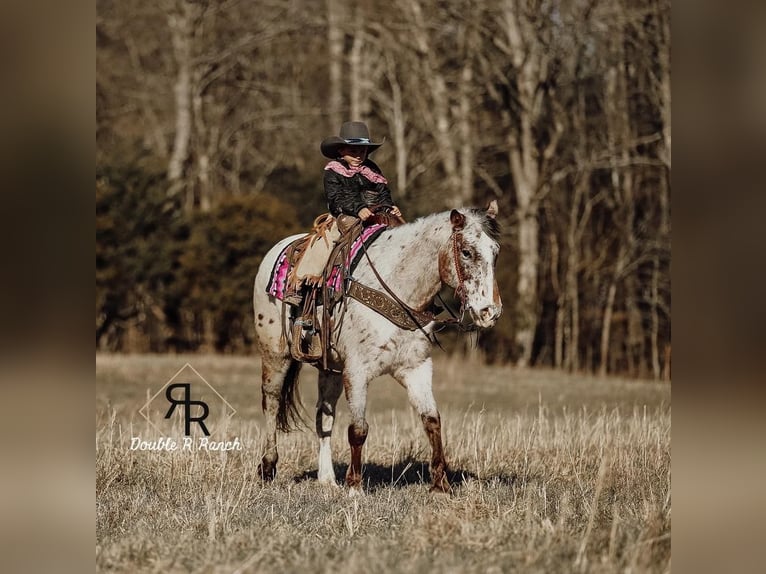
164;383;210;436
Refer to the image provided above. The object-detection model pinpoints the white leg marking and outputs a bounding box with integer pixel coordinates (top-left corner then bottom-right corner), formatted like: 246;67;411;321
316;372;343;485
317;436;337;485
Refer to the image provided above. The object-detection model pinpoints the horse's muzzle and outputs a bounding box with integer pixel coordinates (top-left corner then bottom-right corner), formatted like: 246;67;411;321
472;304;502;328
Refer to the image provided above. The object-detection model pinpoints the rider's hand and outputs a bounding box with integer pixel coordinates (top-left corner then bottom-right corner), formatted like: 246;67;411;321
391;205;402;217
358;207;373;221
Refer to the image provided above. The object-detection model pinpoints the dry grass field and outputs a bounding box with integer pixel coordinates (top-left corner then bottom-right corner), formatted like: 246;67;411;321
96;353;671;573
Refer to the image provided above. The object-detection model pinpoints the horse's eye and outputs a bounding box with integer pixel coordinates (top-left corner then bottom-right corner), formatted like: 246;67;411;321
461;249;472;259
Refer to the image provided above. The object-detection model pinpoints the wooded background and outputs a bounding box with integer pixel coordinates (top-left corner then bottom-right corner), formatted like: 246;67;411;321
96;0;670;379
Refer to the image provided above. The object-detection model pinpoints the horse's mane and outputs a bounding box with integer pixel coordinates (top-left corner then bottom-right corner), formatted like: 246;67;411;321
468;207;501;243
396;207;501;244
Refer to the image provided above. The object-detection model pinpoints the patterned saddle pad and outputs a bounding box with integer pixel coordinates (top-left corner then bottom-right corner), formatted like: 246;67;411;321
266;223;387;302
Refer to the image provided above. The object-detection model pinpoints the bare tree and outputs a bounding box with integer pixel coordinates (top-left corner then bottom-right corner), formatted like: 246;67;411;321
487;0;563;366
397;0;462;204
457;7;479;204
377;46;411;197
164;0;205;209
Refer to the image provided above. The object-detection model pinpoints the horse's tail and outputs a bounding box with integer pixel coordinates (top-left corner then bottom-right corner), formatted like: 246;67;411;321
276;360;305;432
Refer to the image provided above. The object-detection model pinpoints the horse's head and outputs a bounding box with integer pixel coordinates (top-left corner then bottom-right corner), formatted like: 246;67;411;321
439;201;502;328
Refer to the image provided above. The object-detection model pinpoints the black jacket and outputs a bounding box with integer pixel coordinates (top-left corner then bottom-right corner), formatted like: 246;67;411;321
324;159;394;217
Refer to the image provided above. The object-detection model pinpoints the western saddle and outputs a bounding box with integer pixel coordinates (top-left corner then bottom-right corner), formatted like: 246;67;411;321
282;209;405;367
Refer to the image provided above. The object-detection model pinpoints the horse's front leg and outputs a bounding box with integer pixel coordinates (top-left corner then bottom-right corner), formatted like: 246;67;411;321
316;370;343;485
342;368;369;491
395;358;450;493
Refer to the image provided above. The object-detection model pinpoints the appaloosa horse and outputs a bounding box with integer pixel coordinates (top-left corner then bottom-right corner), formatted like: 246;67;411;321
252;201;501;492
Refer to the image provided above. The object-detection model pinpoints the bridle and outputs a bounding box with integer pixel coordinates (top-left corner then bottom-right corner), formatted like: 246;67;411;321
449;230;468;313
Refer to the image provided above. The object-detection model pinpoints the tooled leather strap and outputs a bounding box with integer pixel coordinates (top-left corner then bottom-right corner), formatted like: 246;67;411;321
346;279;434;331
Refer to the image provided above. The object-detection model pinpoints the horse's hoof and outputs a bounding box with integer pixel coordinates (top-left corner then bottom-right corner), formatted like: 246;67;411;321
429;485;451;494
429;479;452;494
257;463;277;482
317;466;338;486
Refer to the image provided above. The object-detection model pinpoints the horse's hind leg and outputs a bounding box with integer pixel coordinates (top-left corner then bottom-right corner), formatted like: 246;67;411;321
395;358;450;493
316;370;343;485
257;351;300;480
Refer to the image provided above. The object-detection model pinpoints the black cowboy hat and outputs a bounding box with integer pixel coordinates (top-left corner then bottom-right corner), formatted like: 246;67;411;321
320;121;385;159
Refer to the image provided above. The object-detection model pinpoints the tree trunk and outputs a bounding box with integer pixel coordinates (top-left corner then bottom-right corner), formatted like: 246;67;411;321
192;71;213;212
498;0;555;367
657;0;671;169
515;201;539;367
598;252;624;378
458;60;474;205
200;311;215;354
166;2;195;199
405;0;460;202
326;0;344;127
625;272;644;377
507;81;541;367
554;303;565;369
349;6;368;120
652;152;671;379
389;65;408;198
508;121;541;367
565;245;580;372
651;255;661;379
562;172;594;373
600;30;636;377
457;18;476;205
549;230;564;368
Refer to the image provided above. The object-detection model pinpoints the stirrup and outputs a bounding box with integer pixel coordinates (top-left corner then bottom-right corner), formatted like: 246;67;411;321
290;319;322;362
289;289;323;363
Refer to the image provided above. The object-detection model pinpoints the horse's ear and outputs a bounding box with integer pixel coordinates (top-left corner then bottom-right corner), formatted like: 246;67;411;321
450;209;465;230
486;200;498;219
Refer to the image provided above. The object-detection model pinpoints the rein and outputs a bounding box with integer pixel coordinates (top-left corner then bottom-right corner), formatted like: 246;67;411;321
357;239;437;343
